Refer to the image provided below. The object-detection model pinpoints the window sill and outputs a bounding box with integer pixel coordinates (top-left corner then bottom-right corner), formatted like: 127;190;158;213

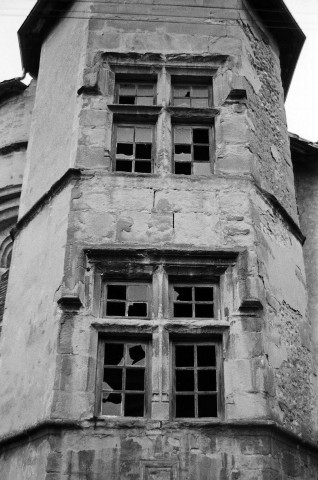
168;106;220;123
108;104;162;122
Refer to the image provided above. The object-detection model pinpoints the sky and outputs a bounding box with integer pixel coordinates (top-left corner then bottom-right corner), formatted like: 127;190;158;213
0;0;317;142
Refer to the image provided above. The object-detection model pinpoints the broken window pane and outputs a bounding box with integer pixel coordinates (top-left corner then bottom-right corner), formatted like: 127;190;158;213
173;286;192;301
195;304;214;318
102;393;122;416
124;393;144;416
175;163;191;175
198;394;217;417
176;395;195;417
119;96;135;105
193;145;210;161
127;345;146;366
175;346;194;367
176;370;194;391
127;302;148;317
106;301;126;316
198;370;216;391
108;285;127;300
174;86;191;98
174;144;191;163
174;303;193;317
136;143;152;159
125;368;145;391
116;160;133;172
104;368;123;390
101;341;147;417
116;143;134;157
104;343;124;366
193;129;209;144
197;346;216;367
135;161;152;173
105;283;150;317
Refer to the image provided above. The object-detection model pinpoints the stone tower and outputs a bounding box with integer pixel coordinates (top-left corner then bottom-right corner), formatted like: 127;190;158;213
1;0;317;478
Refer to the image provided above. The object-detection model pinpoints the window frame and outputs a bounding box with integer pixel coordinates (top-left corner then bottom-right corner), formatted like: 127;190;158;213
112;123;155;174
95;336;152;419
172;124;215;176
169;282;218;320
170;337;223;420
171;82;213;108
114;78;157;106
101;280;152;319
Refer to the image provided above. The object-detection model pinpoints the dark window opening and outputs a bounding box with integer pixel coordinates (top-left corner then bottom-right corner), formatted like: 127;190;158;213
173;127;212;175
172;285;215;319
115;125;153;174
101;342;147;417
117;82;155;105
172;84;210;108
173;343;219;418
103;283;150;318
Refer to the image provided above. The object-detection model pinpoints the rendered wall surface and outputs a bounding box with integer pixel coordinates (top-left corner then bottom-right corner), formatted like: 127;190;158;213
0;1;316;479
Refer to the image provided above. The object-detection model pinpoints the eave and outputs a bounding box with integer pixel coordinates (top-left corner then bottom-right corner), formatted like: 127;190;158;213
290;133;318;164
18;0;305;97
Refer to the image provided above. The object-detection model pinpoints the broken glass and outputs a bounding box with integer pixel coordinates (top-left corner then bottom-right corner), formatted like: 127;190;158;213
195;304;214;318
135;161;152;173
174;98;191;107
104;343;124;366
193;145;209;161
115;160;133;172
175;163;191;175
116;143;134;157
104;368;122;390
193;129;209;144
127;344;146;366
102;393;122;416
136;143;152;159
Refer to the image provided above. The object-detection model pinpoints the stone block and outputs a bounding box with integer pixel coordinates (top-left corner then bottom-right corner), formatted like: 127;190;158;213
174;212;221;246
